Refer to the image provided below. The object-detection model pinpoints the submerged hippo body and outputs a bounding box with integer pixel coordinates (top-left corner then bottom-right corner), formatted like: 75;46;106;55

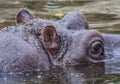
0;9;117;73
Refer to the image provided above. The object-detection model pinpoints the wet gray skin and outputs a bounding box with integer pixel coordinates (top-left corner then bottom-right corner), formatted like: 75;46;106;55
0;9;108;73
19;9;105;65
58;11;120;62
0;23;50;73
57;11;89;30
57;12;120;58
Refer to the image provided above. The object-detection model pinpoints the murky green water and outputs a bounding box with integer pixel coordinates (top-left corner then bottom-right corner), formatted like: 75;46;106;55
0;0;120;84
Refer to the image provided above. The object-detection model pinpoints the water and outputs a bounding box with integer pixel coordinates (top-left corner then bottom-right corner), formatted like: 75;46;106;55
0;0;120;84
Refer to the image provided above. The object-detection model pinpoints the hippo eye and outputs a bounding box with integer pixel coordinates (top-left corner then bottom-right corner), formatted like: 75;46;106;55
88;41;104;59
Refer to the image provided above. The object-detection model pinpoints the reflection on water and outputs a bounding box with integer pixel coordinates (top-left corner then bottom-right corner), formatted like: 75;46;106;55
0;63;105;84
0;0;120;84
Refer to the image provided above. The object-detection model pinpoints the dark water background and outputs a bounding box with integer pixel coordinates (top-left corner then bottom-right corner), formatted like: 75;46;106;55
0;0;120;84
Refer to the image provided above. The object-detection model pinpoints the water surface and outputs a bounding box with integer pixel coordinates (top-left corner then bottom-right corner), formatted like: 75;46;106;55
0;0;120;84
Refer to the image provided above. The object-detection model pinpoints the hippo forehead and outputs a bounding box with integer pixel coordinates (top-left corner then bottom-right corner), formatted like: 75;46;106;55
72;30;104;47
25;19;65;31
66;30;104;55
25;19;67;33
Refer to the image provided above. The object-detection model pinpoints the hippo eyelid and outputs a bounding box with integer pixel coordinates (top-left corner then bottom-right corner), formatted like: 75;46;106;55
88;40;104;49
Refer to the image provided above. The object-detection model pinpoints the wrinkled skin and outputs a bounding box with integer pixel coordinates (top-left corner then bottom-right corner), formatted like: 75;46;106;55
0;9;118;73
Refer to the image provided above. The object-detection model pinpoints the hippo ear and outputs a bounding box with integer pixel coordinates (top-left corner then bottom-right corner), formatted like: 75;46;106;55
57;12;89;30
16;9;34;24
43;26;58;49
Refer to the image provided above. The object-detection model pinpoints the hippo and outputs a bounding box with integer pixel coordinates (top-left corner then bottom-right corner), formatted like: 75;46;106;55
0;9;117;73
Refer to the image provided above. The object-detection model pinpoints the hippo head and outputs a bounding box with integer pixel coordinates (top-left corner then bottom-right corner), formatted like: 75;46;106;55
16;9;105;66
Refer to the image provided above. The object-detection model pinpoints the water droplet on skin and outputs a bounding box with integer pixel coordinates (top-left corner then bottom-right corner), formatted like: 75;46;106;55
18;72;22;75
37;75;41;79
35;69;41;72
70;73;74;76
75;74;79;77
26;73;29;76
3;77;7;80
